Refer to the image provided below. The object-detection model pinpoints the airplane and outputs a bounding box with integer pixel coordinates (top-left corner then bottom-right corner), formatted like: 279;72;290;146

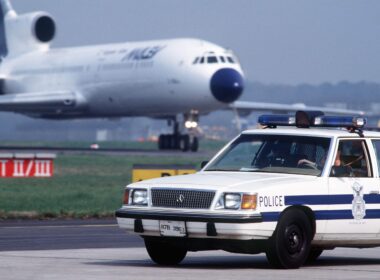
0;0;363;152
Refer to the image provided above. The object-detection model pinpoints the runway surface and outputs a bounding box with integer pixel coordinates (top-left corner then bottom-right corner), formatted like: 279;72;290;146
1;219;380;279
0;219;143;251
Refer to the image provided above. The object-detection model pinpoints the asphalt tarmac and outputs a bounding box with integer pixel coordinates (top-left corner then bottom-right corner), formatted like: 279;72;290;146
2;219;380;279
0;219;143;251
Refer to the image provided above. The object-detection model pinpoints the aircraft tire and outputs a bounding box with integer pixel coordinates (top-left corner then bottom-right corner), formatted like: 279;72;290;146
158;135;165;150
190;137;199;152
180;135;190;152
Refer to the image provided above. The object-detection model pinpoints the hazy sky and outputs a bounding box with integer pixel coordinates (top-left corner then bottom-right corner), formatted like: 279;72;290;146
12;0;380;85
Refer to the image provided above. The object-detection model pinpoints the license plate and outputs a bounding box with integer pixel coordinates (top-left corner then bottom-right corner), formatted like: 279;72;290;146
159;220;187;237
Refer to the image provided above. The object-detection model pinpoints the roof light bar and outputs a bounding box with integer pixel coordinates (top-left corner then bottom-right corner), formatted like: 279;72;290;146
313;116;367;128
258;115;295;127
258;111;367;130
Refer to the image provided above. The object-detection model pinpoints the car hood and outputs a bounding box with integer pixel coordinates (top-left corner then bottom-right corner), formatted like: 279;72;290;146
130;171;318;192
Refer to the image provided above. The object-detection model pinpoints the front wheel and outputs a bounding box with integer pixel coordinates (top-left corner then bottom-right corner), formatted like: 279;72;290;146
266;209;312;269
145;239;187;266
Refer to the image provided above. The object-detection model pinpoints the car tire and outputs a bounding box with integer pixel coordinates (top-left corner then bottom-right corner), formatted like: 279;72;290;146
306;248;323;263
145;239;187;266
266;209;312;269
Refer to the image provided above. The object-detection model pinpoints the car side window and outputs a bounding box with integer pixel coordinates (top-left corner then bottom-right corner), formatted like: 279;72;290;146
330;140;371;178
371;139;380;175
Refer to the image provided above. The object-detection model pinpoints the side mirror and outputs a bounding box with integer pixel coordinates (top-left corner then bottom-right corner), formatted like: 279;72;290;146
201;161;209;169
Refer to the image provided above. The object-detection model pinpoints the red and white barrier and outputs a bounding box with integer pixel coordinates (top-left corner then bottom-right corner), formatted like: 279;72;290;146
0;154;56;178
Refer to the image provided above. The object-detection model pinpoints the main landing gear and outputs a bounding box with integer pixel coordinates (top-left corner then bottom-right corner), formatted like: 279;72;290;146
158;116;199;152
158;134;198;152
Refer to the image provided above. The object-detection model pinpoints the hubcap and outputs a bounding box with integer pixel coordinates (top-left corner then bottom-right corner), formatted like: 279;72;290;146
284;224;304;255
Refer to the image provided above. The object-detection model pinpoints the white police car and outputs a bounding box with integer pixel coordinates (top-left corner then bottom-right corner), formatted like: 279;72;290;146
116;111;380;269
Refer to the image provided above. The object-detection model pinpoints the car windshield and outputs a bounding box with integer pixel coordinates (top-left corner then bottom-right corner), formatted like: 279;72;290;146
205;134;331;176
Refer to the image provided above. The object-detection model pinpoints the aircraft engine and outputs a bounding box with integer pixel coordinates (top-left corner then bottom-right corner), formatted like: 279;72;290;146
5;12;56;53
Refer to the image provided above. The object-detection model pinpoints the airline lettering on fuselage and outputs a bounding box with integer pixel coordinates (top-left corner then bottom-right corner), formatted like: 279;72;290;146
121;46;166;62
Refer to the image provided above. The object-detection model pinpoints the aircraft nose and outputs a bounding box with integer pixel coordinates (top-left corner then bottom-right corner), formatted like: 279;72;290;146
210;68;244;103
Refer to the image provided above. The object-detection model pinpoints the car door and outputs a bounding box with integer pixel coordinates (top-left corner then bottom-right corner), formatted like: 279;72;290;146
325;138;380;241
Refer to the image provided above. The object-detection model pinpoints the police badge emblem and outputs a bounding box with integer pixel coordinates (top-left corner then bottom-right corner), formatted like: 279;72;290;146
352;182;366;220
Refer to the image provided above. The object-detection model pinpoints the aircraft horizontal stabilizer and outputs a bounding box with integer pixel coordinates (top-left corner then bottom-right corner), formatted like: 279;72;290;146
230;101;365;117
0;91;81;113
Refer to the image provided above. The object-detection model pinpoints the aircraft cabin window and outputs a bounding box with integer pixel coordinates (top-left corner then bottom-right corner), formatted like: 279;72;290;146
207;56;218;64
199;57;205;64
193;57;200;64
227;56;235;63
220;56;226;63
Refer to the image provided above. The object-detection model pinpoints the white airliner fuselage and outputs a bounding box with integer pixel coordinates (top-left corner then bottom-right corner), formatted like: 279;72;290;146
1;38;244;119
0;0;364;151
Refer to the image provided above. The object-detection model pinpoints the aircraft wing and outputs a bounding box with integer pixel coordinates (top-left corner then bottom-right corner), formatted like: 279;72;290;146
0;91;80;113
230;101;365;116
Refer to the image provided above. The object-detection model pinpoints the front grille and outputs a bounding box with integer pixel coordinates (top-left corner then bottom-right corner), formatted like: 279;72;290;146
151;189;215;209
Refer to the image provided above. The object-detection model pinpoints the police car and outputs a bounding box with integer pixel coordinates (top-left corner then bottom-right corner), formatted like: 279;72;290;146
116;111;380;269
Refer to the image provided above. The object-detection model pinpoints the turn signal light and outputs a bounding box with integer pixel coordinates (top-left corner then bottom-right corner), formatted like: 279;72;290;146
123;189;130;205
241;194;257;210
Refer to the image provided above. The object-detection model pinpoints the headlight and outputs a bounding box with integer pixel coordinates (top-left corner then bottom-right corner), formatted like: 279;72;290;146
132;189;148;206
224;193;242;209
216;193;257;210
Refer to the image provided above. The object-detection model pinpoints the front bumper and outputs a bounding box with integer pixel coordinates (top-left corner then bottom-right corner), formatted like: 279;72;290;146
115;208;263;223
115;208;273;240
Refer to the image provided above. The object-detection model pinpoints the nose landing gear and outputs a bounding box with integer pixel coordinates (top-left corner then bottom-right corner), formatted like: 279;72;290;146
158;115;199;152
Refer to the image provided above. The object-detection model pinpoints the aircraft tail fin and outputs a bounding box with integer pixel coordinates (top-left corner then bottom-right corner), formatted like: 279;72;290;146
0;0;16;57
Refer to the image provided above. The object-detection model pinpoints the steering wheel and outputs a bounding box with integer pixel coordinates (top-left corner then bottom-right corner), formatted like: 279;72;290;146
297;162;319;170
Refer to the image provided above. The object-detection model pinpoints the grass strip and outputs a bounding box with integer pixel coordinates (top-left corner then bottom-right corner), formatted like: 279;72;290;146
0;153;207;219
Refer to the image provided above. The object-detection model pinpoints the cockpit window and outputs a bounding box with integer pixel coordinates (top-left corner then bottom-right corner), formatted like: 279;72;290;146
207;56;218;64
227;56;235;63
193;55;235;65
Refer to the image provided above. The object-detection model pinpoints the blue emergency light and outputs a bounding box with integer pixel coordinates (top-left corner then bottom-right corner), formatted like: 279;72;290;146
258;115;295;127
313;116;366;128
258;111;367;130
